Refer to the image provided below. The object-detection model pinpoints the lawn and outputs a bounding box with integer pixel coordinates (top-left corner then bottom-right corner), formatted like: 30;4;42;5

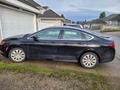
0;61;110;90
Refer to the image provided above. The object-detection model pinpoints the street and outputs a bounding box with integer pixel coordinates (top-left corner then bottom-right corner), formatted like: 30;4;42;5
94;32;120;77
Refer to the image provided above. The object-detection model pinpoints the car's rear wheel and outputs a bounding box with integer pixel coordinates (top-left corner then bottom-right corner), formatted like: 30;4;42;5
9;48;26;62
80;52;99;68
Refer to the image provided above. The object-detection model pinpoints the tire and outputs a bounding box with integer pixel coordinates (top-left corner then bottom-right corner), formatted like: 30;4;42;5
8;47;26;62
80;52;99;68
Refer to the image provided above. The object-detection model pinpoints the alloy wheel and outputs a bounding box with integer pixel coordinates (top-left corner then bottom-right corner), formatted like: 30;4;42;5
9;48;26;62
80;52;98;68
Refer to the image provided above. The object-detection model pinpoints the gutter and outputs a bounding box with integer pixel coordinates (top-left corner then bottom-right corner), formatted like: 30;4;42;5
1;0;42;14
0;15;3;40
40;18;65;22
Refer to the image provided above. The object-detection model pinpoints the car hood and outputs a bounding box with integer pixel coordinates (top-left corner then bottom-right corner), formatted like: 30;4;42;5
3;34;31;41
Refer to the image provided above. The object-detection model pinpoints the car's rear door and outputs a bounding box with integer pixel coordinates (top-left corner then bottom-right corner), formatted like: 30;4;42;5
56;28;93;60
27;28;61;59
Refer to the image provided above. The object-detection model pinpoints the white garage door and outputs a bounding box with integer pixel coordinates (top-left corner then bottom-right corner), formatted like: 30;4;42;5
0;6;36;39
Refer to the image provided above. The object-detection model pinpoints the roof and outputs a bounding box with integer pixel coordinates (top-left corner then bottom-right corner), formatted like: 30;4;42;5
38;9;62;18
88;14;120;24
102;14;120;21
88;19;106;24
18;0;41;9
0;0;42;13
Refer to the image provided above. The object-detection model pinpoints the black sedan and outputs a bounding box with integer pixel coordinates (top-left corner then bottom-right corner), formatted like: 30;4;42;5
0;26;115;68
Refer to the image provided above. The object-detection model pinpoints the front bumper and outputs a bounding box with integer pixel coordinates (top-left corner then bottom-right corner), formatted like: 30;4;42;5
0;45;8;57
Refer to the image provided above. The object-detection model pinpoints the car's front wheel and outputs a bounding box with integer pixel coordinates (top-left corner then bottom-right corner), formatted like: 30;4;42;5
80;52;99;68
9;48;26;62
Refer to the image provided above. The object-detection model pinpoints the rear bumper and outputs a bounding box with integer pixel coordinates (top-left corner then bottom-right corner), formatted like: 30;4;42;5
100;58;114;63
99;48;115;63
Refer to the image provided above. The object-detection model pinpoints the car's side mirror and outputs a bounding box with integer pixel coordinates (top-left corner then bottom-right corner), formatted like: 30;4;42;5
32;36;39;41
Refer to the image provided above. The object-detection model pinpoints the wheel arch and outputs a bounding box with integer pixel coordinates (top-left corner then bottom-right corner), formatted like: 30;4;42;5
78;50;101;63
6;45;22;57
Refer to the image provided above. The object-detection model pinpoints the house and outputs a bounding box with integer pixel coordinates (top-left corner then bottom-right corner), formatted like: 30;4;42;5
87;14;120;30
103;14;120;26
102;14;120;30
88;19;106;30
37;9;64;30
0;0;45;40
63;19;72;25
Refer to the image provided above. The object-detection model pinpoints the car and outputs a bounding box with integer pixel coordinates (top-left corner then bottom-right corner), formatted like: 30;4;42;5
0;26;115;68
64;24;83;29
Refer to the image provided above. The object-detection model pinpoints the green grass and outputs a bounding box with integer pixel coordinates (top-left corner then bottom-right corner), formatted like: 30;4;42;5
0;60;110;90
0;61;52;74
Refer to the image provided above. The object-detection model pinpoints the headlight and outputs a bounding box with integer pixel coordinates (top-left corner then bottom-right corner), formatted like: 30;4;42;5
0;40;5;45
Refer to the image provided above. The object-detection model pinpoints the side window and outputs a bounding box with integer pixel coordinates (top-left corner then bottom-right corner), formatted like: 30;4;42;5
63;29;93;40
81;32;93;40
63;30;81;40
35;29;60;40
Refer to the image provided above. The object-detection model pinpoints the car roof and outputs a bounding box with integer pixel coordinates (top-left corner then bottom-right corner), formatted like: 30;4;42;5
41;26;90;33
42;26;92;34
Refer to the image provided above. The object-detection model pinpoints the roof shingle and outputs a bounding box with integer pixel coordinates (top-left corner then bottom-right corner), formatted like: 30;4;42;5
18;0;41;9
102;14;120;21
88;19;106;24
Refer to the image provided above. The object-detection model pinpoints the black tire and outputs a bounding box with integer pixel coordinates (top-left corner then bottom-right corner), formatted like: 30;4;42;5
8;47;26;62
79;52;99;68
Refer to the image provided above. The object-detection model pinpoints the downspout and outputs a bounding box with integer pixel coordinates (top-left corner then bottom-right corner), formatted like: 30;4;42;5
0;15;3;41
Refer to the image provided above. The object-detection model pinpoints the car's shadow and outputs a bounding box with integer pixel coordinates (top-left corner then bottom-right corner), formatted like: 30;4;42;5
0;55;112;71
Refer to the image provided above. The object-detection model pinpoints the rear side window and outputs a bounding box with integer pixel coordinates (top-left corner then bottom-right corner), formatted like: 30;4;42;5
63;29;93;40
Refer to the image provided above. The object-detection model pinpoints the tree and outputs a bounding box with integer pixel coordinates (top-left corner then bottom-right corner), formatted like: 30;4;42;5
76;21;80;24
61;14;65;19
99;12;106;19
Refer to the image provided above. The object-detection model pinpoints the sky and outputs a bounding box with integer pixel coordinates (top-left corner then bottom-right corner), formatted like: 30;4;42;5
34;0;120;21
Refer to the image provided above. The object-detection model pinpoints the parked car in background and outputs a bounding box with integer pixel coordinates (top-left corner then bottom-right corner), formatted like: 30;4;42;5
0;26;115;68
64;24;83;29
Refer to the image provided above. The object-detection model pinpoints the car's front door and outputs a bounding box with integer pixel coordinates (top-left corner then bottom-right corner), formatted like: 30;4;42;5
27;28;61;59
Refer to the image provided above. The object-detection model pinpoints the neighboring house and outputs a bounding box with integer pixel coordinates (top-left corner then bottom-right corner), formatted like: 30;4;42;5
0;0;45;40
63;19;72;25
37;9;64;30
102;14;120;30
88;19;106;30
87;14;120;30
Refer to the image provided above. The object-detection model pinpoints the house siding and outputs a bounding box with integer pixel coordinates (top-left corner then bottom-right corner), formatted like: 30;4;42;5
90;24;104;30
38;19;63;30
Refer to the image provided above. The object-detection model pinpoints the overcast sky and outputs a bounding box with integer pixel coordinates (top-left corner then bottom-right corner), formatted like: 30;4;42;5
34;0;120;21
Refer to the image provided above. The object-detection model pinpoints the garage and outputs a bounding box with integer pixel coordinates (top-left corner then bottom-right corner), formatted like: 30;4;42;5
38;9;64;30
0;5;36;39
0;0;45;40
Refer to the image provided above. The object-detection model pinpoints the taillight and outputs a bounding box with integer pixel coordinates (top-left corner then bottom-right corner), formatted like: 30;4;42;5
110;41;115;49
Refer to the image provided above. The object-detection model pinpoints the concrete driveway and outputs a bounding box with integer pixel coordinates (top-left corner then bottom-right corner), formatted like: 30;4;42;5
93;32;120;77
0;32;120;78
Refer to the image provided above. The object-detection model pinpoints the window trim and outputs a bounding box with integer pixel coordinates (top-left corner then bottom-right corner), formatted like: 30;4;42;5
27;28;62;40
61;29;94;41
27;28;94;41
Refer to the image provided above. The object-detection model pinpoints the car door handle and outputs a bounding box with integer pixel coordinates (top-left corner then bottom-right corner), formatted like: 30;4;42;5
77;42;81;44
50;42;56;44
